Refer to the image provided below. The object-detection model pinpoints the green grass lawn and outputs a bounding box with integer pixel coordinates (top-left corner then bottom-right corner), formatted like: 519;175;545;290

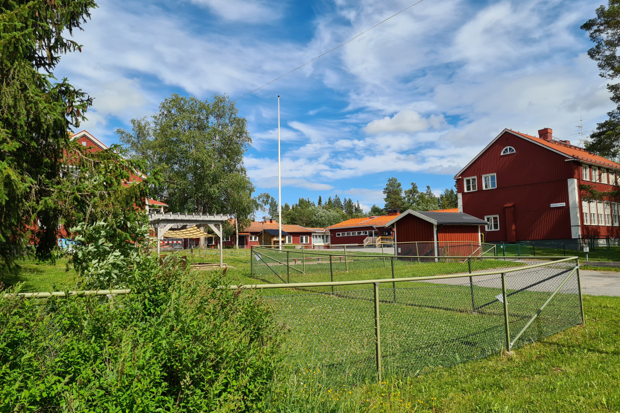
499;243;620;262
266;294;620;412
0;257;78;293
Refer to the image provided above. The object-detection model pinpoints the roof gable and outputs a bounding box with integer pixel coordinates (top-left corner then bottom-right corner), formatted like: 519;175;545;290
454;128;620;179
70;130;108;151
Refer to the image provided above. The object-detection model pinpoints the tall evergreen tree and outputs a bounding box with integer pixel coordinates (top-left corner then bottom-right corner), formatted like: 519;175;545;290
582;1;620;157
318;195;322;206
383;177;405;211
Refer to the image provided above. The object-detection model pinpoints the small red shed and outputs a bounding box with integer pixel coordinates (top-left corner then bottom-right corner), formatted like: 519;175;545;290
385;210;487;257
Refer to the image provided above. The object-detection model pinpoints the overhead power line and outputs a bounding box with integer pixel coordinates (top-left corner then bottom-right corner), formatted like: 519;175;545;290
233;0;427;101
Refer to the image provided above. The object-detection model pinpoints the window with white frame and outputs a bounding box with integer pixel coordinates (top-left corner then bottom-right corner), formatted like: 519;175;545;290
582;164;590;181
285;236;293;244
300;235;310;244
223;236;231;242
336;232;342;237
613;203;619;226
464;176;477;192
597;202;604;226
582;201;590;225
590;201;597;225
605;202;612;226
602;169;608;184
485;215;500;231
593;167;600;182
501;146;515;155
249;235;258;242
482;173;497;190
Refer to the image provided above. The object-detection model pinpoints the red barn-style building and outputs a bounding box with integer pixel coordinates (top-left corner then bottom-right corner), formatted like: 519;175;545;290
385;210;487;257
455;128;620;243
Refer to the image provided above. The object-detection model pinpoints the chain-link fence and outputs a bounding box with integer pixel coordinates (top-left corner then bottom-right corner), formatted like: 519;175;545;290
251;246;561;290
491;238;620;261
241;257;583;383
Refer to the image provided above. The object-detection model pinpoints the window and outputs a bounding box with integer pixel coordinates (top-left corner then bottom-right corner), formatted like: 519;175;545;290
81;141;87;146
501;146;515;155
249;235;258;242
597;202;604;226
485;215;499;231
613;203;619;226
612;172;618;186
590;201;597;225
602;169;608;184
593;167;599;182
482;173;497;190
336;232;342;237
285;236;293;244
464;176;477;192
582;165;590;181
582;201;590;225
223;237;231;242
605;202;612;226
300;235;309;244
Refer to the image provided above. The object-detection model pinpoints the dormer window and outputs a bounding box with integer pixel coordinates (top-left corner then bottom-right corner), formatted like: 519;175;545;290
501;146;515;155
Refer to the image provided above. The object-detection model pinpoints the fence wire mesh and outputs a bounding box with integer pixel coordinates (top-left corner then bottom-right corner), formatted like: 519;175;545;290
247;253;582;384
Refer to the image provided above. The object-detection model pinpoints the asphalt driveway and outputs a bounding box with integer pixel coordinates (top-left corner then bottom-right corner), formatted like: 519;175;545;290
580;270;620;297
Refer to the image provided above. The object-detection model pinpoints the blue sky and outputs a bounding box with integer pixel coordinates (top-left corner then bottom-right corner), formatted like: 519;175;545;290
56;0;612;211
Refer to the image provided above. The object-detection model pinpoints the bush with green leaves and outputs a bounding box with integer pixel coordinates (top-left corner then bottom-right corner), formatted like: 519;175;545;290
70;217;151;289
0;257;284;412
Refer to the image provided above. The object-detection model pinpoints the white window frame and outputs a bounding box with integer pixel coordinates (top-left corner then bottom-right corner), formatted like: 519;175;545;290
613;203;619;226
300;235;310;244
464;176;477;193
593;167;599;182
605;202;612;226
482;173;497;190
597;201;604;226
336;232;342;237
602;169;608;184
582;200;590;225
285;235;293;244
612;171;618;186
484;215;500;231
249;235;258;242
590;201;597;225
501;146;515;156
582;164;589;181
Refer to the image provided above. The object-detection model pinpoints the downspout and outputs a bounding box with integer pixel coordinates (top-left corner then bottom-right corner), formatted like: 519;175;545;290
433;224;438;262
393;225;398;257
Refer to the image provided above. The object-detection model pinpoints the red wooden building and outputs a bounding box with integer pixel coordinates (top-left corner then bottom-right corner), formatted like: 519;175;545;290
455;128;620;243
327;213;399;246
385;210;487;256
225;218;314;249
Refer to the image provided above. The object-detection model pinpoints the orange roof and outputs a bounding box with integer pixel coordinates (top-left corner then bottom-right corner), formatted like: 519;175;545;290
241;221;313;233
508;130;620;170
429;208;459;213
327;214;400;229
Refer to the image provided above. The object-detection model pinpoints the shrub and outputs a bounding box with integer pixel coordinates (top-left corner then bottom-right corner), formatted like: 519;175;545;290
0;257;284;412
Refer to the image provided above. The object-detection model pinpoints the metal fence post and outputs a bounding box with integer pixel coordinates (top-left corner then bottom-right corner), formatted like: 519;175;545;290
374;282;382;382
382;243;386;268
330;254;334;294
416;242;420;263
302;247;306;274
286;251;290;284
468;258;476;313
517;244;520;256
344;245;349;272
501;272;511;353
576;258;585;325
533;244;536;256
250;247;254;277
391;257;396;303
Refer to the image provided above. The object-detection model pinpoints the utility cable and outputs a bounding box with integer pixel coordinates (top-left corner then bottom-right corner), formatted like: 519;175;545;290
233;0;427;101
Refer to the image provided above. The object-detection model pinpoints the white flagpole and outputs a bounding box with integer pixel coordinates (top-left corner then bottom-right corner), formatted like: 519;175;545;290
278;95;282;251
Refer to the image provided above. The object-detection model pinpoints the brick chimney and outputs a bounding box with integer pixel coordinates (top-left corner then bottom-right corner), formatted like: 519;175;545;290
538;128;553;141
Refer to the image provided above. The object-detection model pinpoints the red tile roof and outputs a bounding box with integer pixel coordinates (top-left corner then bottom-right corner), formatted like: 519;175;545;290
508;129;620;170
327;214;400;229
242;221;313;233
429;208;459;213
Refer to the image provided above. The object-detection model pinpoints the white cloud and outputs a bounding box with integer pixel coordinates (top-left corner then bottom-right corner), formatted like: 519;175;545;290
188;0;282;23
365;110;445;134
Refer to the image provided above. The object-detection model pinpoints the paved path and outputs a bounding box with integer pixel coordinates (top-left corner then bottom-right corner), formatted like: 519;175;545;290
580;270;620;297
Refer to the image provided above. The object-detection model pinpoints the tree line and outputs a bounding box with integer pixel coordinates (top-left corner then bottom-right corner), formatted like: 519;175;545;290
375;177;458;215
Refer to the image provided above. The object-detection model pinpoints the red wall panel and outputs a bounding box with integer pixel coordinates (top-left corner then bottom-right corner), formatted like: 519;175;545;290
437;225;479;242
459;131;574;241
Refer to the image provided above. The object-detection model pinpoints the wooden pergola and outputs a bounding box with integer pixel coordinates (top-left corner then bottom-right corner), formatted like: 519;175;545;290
149;212;231;268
